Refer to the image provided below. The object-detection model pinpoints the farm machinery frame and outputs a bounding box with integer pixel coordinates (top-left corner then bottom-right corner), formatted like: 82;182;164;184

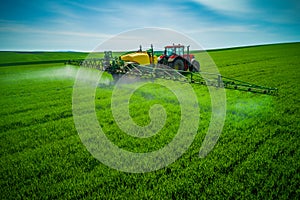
66;44;278;95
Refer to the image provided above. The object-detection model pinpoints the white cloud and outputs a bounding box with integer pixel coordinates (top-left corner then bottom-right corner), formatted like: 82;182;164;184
0;23;111;39
0;20;113;51
187;24;257;34
192;0;252;15
2;1;298;51
67;1;116;13
97;28;202;51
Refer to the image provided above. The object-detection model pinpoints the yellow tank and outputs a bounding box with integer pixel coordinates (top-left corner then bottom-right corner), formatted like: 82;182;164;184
121;52;157;65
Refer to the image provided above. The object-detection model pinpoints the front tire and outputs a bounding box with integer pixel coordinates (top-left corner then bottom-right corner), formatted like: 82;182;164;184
191;60;200;72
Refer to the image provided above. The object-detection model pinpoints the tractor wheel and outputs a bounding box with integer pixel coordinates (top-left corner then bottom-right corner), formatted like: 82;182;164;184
192;60;200;72
173;59;184;70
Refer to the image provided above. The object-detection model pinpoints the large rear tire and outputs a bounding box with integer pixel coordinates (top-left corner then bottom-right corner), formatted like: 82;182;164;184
173;59;184;70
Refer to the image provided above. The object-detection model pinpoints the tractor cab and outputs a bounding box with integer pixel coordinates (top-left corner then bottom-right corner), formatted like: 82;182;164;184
165;45;185;57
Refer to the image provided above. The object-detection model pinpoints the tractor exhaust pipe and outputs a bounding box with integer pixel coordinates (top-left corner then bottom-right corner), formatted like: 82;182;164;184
187;45;190;63
150;44;154;65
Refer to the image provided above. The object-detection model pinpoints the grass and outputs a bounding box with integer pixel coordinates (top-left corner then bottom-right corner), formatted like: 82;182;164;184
0;42;299;199
0;51;88;65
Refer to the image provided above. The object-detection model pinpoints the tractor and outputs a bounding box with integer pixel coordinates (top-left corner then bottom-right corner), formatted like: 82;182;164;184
66;44;278;95
158;44;200;72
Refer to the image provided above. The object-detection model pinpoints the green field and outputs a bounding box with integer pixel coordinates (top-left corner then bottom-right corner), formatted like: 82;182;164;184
0;43;299;199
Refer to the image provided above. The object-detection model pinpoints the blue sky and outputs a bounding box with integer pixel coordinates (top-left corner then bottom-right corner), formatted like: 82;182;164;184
0;0;299;51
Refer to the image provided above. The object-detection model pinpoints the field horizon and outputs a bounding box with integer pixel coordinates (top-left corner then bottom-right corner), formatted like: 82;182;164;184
1;41;299;54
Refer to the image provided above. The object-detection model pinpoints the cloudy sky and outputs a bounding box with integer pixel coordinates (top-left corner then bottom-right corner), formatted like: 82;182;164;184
0;0;299;51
